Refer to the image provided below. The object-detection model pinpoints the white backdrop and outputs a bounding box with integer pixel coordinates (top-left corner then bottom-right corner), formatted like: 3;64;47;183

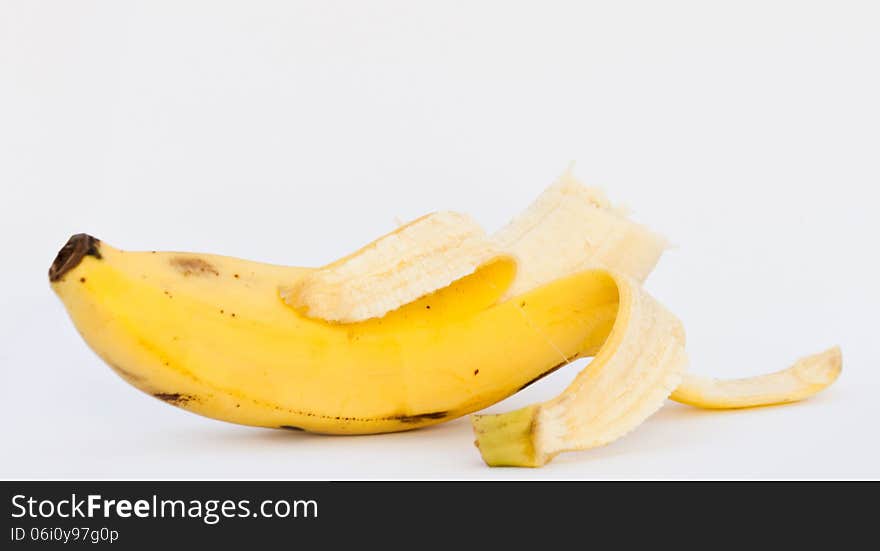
1;1;877;479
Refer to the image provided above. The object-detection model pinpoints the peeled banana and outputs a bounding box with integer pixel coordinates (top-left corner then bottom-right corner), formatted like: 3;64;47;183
49;170;841;466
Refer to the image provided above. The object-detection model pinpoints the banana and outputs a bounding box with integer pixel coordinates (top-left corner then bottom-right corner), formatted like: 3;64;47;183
49;231;620;434
49;170;841;466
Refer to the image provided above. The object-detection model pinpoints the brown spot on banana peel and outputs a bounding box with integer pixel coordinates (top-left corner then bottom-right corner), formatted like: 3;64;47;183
170;257;220;277
153;392;198;406
149;386;444;426
49;233;101;282
517;355;578;392
391;411;448;423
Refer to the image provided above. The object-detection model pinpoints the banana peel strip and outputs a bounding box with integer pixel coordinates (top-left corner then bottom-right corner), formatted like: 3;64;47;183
671;346;842;409
283;211;508;323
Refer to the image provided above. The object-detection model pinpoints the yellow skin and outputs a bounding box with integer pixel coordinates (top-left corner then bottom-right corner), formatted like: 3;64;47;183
51;236;620;434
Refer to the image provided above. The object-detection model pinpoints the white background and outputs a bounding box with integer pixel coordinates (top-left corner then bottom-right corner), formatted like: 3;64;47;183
1;1;878;479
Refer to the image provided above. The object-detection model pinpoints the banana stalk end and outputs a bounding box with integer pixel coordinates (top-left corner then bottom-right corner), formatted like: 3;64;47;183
472;405;546;467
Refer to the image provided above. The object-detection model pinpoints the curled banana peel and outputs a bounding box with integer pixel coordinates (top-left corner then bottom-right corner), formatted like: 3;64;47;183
49;170;841;466
283;211;507;323
473;274;688;467
475;341;841;467
670;346;842;410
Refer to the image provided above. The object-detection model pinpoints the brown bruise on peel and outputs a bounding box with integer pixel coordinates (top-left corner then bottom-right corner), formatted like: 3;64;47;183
145;383;447;427
169;257;220;277
131;335;451;428
392;411;448;424
153;392;198;406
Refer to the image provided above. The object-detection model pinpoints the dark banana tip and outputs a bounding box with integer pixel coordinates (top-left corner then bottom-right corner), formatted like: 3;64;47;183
49;233;102;282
